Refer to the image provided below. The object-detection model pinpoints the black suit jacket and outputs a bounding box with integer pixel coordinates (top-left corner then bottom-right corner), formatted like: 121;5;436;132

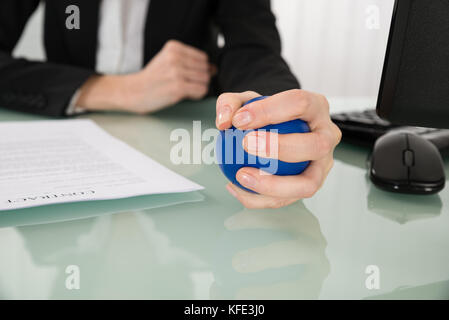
0;0;299;117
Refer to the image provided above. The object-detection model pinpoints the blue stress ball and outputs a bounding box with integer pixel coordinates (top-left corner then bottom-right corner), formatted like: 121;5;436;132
216;96;311;192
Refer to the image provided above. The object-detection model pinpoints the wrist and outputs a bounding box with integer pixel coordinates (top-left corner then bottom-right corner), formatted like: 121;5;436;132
119;72;143;111
76;75;135;112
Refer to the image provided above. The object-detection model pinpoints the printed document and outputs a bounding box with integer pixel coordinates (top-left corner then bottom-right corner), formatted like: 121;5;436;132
0;120;203;210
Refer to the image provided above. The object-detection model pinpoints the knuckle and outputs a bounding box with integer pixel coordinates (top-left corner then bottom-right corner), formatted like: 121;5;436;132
218;92;234;100
334;125;343;144
314;133;332;157
320;95;330;112
320;136;333;155
290;89;312;115
290;88;303;98
301;95;312;109
242;90;258;97
166;51;178;64
217;92;234;106
165;40;179;49
254;101;271;124
292;89;310;104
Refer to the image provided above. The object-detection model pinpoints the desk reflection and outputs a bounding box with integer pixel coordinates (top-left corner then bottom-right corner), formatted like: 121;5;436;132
210;202;330;299
334;141;444;224
14;213;201;299
367;182;442;224
10;200;329;300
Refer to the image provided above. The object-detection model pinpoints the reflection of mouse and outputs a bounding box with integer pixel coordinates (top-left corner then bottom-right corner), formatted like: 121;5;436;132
367;183;442;224
370;132;446;194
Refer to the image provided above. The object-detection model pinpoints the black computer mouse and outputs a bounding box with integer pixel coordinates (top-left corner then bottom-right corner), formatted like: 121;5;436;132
370;132;446;194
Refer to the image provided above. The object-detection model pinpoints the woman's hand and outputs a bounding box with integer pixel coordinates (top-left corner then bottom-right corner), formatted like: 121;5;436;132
77;40;214;114
215;90;342;209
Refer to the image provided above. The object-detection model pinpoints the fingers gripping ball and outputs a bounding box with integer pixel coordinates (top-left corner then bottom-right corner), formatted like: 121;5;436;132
216;96;311;192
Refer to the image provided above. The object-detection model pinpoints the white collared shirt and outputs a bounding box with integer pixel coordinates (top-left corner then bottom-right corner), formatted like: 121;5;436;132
96;0;150;74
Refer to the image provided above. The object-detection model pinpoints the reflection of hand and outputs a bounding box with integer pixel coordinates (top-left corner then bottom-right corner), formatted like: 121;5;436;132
78;40;214;114
211;203;330;299
215;90;342;209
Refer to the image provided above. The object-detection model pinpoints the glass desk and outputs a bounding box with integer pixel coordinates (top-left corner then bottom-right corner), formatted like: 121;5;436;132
0;98;448;300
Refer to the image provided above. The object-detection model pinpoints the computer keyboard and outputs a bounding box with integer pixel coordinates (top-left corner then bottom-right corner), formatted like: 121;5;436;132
331;109;449;151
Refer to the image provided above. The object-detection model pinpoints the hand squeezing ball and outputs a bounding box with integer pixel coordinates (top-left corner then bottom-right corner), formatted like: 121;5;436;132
216;96;311;192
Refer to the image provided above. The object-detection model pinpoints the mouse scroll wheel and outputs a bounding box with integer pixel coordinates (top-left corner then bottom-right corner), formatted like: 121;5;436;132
403;149;415;167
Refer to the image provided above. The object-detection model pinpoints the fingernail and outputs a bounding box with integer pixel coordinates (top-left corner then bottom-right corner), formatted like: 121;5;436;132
245;132;267;155
218;105;232;126
238;172;258;190
226;184;238;198
233;111;253;128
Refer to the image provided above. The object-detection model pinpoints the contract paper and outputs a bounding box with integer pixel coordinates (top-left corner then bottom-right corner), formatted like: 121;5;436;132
0;120;203;211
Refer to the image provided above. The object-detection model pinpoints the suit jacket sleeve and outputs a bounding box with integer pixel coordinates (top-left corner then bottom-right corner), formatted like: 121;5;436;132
214;0;300;96
0;0;95;117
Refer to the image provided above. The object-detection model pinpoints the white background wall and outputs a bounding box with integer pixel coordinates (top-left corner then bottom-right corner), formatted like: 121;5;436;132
272;0;395;97
14;0;395;98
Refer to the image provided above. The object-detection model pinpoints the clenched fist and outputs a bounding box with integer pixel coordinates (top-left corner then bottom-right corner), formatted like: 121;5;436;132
77;40;215;114
216;90;342;209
